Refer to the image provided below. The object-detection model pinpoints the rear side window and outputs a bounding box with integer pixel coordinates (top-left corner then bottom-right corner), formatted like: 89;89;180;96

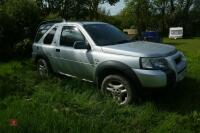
60;26;85;47
34;24;53;42
43;27;57;45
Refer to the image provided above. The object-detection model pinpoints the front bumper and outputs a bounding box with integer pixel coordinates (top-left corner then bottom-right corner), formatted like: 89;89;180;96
134;67;186;88
134;69;167;88
134;51;187;88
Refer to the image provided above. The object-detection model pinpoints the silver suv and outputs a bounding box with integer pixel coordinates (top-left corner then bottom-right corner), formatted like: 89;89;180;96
32;21;187;105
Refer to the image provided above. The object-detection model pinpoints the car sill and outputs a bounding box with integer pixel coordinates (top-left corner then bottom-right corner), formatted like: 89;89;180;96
59;72;93;83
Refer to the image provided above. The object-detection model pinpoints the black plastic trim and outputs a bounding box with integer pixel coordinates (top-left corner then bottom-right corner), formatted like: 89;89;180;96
163;69;176;88
33;54;53;73
178;66;187;74
95;61;142;92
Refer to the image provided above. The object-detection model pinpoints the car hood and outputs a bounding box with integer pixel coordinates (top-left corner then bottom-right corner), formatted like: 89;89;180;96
101;41;177;57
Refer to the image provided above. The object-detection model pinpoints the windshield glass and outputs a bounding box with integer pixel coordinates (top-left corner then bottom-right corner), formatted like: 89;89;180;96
83;24;133;46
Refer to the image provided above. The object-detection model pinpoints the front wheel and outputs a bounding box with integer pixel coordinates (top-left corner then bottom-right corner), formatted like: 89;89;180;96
101;75;136;105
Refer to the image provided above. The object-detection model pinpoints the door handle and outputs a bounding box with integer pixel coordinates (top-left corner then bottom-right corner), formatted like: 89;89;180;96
56;49;60;52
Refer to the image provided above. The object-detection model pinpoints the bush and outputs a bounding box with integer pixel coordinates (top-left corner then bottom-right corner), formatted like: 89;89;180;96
3;0;40;38
14;39;33;57
0;0;40;59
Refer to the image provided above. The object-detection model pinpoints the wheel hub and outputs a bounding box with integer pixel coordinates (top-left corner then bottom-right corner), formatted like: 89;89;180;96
38;60;48;78
106;80;128;104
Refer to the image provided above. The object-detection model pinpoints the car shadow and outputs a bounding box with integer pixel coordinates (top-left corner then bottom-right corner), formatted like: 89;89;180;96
145;77;200;114
57;73;200;115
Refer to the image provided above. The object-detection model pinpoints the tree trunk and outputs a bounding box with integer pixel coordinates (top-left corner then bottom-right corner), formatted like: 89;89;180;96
170;0;175;13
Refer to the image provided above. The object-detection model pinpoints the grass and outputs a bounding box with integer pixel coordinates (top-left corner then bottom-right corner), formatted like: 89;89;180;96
1;37;200;132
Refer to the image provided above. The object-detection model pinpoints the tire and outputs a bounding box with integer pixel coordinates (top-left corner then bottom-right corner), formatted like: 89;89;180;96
37;59;51;79
101;74;137;105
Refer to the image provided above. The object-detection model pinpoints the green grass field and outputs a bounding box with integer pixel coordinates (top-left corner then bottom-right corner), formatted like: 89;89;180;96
0;38;200;133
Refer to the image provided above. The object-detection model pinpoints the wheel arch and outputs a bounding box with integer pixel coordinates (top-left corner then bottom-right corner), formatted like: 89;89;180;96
34;54;53;72
95;61;141;90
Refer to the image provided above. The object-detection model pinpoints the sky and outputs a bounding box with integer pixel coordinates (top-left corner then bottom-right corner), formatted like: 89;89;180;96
100;0;125;16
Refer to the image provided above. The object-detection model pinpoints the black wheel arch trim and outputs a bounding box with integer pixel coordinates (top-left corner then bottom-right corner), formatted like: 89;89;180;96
95;61;142;91
34;54;53;72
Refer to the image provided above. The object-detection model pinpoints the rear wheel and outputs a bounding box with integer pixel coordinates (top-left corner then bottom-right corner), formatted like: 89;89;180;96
101;74;136;105
37;59;50;79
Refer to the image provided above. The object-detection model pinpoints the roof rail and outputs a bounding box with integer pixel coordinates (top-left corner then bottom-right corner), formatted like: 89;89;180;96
39;18;66;26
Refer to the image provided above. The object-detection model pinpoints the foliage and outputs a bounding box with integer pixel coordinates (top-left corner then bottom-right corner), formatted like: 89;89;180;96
3;0;40;38
0;10;17;52
14;39;33;57
0;0;40;58
1;38;200;132
36;0;119;20
121;0;200;36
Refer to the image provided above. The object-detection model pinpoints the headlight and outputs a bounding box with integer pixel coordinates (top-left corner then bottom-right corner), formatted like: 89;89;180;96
140;57;169;70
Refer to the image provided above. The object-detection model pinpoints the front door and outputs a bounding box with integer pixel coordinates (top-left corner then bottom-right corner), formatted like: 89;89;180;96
56;25;95;80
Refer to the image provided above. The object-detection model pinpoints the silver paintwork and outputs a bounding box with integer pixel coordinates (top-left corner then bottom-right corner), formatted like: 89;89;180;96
32;22;187;88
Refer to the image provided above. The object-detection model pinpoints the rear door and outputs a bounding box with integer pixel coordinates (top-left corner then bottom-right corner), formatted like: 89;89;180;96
33;24;63;72
40;26;62;72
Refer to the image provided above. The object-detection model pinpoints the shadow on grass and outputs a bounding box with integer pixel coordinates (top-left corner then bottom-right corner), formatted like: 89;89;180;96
58;74;200;115
149;77;200;114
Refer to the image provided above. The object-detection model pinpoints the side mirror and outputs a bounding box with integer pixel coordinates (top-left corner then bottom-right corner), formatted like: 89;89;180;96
73;41;91;50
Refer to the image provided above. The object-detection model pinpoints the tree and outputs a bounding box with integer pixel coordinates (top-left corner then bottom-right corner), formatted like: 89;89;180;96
123;0;152;36
35;0;119;20
0;0;40;56
88;0;119;20
121;0;200;36
152;0;169;33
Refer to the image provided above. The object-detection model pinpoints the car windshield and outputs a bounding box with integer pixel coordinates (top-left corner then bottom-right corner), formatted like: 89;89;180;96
83;24;133;46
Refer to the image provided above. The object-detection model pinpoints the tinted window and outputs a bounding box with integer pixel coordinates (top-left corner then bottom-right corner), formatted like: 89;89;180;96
84;24;132;46
43;27;57;44
60;26;85;47
34;24;53;42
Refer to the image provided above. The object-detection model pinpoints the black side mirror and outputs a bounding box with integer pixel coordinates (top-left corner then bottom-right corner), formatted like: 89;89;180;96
73;41;91;50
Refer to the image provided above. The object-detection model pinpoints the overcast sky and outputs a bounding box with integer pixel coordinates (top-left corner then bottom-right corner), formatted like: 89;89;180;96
100;0;125;16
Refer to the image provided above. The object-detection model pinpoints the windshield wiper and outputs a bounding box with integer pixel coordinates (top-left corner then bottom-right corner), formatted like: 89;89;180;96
116;39;133;44
102;39;134;46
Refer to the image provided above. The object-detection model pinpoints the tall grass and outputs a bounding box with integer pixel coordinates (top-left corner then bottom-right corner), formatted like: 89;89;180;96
0;38;200;132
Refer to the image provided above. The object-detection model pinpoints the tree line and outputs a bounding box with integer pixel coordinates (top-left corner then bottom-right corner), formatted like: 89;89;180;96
35;0;119;20
0;0;119;59
119;0;200;36
0;0;200;59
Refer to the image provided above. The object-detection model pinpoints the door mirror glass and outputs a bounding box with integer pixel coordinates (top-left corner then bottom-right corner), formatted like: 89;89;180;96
73;41;90;49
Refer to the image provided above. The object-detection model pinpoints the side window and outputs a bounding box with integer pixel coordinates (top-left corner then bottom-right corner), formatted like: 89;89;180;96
60;26;85;47
43;27;57;45
34;24;53;42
